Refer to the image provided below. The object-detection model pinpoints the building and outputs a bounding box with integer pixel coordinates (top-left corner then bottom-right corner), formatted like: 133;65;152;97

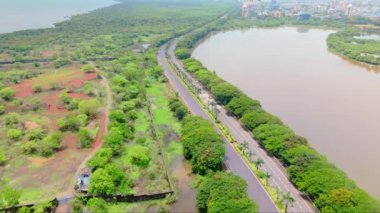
241;0;261;18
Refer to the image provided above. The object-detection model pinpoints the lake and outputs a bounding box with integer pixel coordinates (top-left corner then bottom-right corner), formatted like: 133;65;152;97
193;27;380;199
0;0;117;34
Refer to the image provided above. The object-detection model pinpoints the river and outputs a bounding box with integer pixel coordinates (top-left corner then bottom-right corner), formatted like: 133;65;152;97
193;27;380;199
0;0;117;34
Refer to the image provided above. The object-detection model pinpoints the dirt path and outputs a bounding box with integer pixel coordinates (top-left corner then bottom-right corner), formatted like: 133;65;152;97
55;75;112;209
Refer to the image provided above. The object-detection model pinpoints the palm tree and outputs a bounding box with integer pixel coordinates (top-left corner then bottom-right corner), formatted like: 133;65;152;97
281;192;295;213
247;150;255;159
254;158;264;169
263;172;271;185
242;140;249;150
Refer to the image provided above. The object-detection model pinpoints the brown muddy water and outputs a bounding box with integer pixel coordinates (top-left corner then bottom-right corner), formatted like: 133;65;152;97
170;156;196;212
192;27;380;199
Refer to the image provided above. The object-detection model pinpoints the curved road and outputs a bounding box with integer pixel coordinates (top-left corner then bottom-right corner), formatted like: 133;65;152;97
158;45;279;213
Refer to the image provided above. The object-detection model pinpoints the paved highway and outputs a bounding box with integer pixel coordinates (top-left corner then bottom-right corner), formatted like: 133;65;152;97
161;40;317;213
158;44;279;213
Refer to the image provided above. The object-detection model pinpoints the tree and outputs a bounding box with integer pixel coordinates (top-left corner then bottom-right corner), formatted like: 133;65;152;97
263;172;271;186
78;128;93;148
254;158;264;169
127;145;151;168
87;148;113;169
197;172;257;213
78;99;100;119
81;64;96;73
225;96;261;118
175;48;191;59
210;82;240;105
280;192;295;213
104;127;125;151
89;168;115;195
241;110;281;131
0;87;15;101
0;187;20;208
86;198;107;213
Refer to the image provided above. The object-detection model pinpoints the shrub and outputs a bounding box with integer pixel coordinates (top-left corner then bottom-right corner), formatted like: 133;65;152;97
4;112;20;125
86;198;107;213
81;64;96;73
57;114;82;132
78;128;93;148
59;91;72;104
0;187;20;208
78;99;100;119
0;105;4;114
127;145;151;168
7;129;23;141
27;129;46;141
0;87;15;101
32;85;43;93
30;98;41;111
0;149;6;165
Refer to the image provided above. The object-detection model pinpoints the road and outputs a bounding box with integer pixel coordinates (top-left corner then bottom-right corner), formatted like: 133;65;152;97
158;44;279;213
161;40;316;213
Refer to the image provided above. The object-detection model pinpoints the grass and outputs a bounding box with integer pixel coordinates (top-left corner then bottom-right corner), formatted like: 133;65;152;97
31;68;82;87
146;83;181;133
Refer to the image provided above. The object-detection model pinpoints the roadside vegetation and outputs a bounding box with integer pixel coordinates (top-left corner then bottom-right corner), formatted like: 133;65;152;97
177;24;380;211
180;116;257;212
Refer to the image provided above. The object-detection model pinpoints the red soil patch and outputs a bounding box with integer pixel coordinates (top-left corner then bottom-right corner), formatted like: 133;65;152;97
68;92;89;100
40;92;67;114
62;134;78;150
92;111;107;150
10;79;33;97
29;157;51;167
65;73;97;89
25;121;40;130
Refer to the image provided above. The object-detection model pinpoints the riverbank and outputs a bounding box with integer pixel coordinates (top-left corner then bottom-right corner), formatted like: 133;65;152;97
175;18;380;211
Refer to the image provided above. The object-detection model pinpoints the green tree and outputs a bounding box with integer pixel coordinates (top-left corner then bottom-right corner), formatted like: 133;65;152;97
78;128;93;148
81;64;96;73
210;82;240;105
280;192;295;213
89;168;115;195
0;87;15;101
127;145;151;168
78;99;100;119
197;172;257;213
87;198;107;213
87;148;113;169
7;129;23;141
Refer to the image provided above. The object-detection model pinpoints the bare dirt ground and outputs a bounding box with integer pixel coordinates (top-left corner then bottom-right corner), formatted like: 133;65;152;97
2;66;107;204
